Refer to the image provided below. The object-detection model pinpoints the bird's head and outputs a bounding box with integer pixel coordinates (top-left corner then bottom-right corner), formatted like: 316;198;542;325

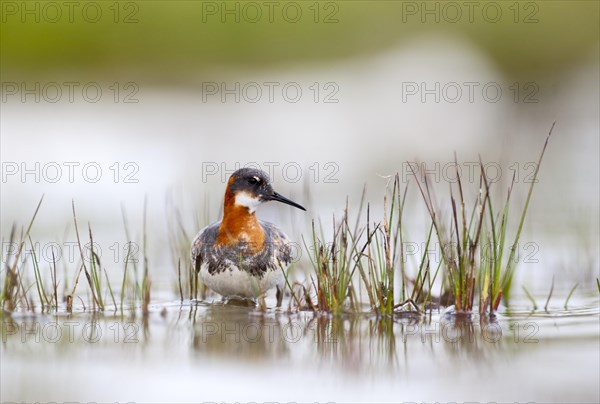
224;168;306;213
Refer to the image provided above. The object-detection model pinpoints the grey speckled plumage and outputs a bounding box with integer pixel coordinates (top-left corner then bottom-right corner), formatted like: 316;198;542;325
190;220;292;279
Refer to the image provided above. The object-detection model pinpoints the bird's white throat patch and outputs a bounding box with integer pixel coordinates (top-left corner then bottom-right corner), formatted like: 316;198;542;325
235;192;262;213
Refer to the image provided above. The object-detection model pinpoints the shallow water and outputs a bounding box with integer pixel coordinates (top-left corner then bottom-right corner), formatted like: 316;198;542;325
2;292;598;403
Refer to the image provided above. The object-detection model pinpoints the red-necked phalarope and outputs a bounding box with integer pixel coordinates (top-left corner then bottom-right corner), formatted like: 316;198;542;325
191;168;305;305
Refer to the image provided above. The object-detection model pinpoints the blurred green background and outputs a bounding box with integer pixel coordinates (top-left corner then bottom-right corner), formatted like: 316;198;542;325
2;1;598;81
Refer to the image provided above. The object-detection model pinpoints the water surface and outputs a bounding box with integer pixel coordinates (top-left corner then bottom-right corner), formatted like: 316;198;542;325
2;293;598;403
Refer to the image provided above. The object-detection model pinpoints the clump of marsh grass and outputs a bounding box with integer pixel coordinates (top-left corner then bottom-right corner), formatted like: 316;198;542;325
67;201;104;311
1;197;151;314
299;177;438;315
354;176;439;315
166;193;209;302
358;178;402;315
1;196;44;311
409;156;487;314
297;124;554;316
408;124;554;315
303;212;362;314
479;123;554;314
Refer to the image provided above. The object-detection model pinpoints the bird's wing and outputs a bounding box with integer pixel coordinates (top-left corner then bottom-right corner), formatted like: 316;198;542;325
260;221;293;267
190;223;220;272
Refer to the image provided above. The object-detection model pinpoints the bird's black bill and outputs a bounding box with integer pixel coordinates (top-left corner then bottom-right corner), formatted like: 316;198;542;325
269;192;306;211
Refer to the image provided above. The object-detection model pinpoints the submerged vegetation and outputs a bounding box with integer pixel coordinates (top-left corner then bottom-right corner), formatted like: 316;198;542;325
1;125;559;315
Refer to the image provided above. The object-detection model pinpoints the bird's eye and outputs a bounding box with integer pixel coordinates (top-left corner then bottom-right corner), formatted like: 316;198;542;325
248;177;259;185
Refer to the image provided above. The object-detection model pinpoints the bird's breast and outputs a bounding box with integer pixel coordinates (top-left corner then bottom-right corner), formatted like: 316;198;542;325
216;206;265;253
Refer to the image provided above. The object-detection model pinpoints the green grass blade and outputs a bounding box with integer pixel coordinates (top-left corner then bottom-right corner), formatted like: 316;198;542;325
120;243;131;312
502;123;555;298
104;269;117;310
563;283;578;310
544;275;555;312
1;196;44;306
522;286;538;310
28;236;50;309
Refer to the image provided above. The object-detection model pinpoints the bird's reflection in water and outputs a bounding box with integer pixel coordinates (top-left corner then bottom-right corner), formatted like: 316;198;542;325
188;304;402;371
187;303;507;372
190;303;299;360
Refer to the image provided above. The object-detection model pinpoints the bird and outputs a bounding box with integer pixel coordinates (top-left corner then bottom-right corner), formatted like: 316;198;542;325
190;168;306;306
